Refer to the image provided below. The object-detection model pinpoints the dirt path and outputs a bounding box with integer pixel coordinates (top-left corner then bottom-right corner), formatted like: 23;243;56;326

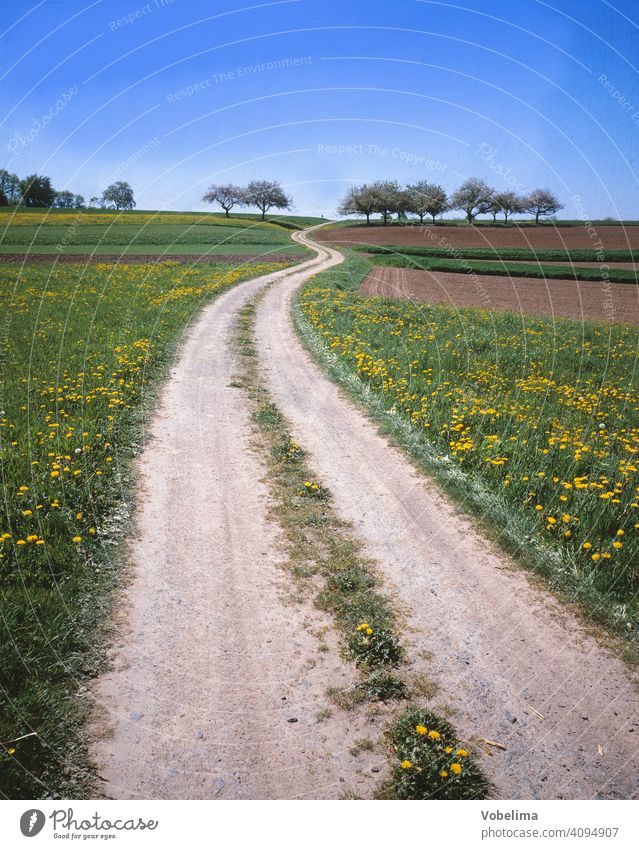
254;228;639;800
91;239;382;800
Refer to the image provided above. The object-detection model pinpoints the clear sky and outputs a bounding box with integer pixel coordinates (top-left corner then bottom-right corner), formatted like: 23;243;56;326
2;0;639;218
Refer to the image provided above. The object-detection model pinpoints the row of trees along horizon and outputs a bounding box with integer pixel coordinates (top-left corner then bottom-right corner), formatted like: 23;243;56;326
337;178;563;225
0;169;136;210
0;170;294;220
203;177;563;225
2;169;563;226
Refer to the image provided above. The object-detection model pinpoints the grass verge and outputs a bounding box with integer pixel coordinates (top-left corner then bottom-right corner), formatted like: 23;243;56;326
0;258;292;798
234;292;490;799
293;251;639;661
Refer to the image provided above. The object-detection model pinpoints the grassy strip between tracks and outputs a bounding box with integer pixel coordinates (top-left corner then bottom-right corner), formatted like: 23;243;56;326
293;251;639;661
363;253;638;284
0;258;292;799
235;293;490;800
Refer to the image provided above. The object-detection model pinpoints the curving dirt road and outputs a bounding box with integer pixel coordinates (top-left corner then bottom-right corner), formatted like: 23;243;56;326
255;228;639;800
91;238;382;800
94;226;638;801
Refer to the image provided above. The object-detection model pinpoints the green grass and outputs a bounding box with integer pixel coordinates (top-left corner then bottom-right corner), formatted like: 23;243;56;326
224;212;327;229
357;244;639;263
368;253;638;284
0;243;305;256
295;251;639;649
0;210;310;257
382;707;490;800
0;207;326;227
0;257;293;798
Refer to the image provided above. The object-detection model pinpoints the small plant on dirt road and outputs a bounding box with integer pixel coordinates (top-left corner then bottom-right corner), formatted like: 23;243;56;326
298;479;329;500
362;669;408;701
272;438;304;463
349;622;404;669
386;707;490;800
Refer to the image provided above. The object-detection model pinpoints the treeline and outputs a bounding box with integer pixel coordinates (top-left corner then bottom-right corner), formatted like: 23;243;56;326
0;170;136;211
203;179;293;220
338;178;563;225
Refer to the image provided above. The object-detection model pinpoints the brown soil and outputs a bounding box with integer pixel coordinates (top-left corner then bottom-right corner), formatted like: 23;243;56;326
0;252;301;265
361;265;639;324
317;223;639;251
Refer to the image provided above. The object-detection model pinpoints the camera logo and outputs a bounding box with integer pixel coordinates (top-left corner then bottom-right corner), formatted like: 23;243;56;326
20;809;46;837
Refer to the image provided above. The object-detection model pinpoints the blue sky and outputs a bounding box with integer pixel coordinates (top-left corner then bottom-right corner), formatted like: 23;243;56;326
2;0;639;217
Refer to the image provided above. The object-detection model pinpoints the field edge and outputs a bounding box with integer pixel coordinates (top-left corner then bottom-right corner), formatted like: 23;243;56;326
292;250;639;665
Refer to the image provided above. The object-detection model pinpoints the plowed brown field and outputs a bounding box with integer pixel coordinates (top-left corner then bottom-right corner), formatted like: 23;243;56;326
361;265;639;324
318;223;639;251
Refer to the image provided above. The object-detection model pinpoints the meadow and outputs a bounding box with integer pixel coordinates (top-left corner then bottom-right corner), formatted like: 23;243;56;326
0;256;291;797
0;210;315;257
298;252;639;643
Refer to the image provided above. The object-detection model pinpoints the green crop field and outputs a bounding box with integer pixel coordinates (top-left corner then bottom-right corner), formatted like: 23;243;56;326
366;253;638;284
0;210;313;257
358;244;639;263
